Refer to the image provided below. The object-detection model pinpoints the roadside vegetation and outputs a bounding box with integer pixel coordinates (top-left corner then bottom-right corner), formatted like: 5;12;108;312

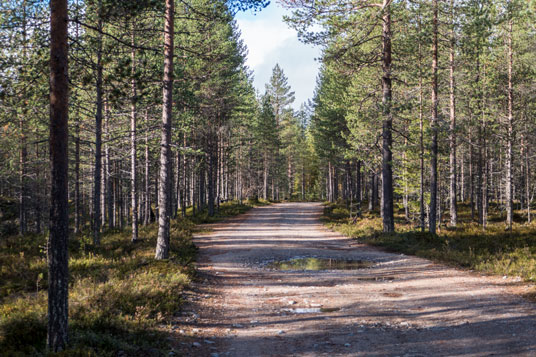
322;202;536;300
0;200;261;356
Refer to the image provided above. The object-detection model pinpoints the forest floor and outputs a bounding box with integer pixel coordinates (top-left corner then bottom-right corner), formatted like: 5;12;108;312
0;200;261;356
174;202;536;356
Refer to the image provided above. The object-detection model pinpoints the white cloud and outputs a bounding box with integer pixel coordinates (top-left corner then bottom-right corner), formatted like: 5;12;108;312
236;18;295;68
236;4;321;110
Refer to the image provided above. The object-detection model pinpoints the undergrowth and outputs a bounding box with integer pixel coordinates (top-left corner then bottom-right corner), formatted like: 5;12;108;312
0;200;256;356
322;202;536;289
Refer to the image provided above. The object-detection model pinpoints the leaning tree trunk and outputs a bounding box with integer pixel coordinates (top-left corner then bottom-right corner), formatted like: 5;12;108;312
429;0;439;234
155;0;174;259
381;0;394;232
48;0;69;350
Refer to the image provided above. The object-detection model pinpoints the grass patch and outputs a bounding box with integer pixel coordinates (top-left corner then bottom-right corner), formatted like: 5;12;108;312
322;202;536;284
0;200;270;356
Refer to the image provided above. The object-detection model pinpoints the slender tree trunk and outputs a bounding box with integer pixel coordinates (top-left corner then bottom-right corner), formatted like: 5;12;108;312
288;156;293;199
461;151;465;202
403;138;409;221
208;142;215;217
263;152;268;200
482;61;489;228
155;0;174;259
93;0;103;245
419;65;425;231
327;166;330;202
74;112;80;234
19;106;27;235
356;161;361;216
48;0;69;350
470;137;475;221
429;0;439;234
525;133;531;223
144;111;150;225
72;4;81;234
104;101;113;229
381;0;394;232
19;1;28;236
505;19;513;230
176;138;182;217
182;135;187;216
130;24;138;242
449;0;457;227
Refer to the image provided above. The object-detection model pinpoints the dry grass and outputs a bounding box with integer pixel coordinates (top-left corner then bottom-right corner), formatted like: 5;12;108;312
322;201;536;284
0;200;259;356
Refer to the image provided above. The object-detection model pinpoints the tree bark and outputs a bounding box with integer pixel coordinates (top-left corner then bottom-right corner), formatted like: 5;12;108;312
130;24;138;242
144;111;150;225
104;101;113;228
505;19;513;230
155;0;174;259
74;114;80;234
525;133;531;223
429;0;439;234
93;0;103;245
419;61;425;231
48;0;69;350
449;0;457;227
19;1;28;236
381;0;395;232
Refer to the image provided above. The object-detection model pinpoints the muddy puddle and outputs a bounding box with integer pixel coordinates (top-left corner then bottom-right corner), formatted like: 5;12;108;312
266;257;374;271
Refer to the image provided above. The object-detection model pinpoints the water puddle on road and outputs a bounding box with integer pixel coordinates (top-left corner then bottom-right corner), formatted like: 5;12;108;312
283;307;341;314
266;257;374;271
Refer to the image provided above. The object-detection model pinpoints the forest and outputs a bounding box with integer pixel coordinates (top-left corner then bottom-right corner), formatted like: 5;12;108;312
1;0;536;355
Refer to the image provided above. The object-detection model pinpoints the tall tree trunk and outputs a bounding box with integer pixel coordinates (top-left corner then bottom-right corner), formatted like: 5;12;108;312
19;1;28;235
155;0;174;259
482;62;488;229
525;132;531;223
208;139;215;217
288;156;293;199
403;137;409;221
356;161;361;216
461;151;465;202
505;19;513;230
104;101;113;229
381;0;394;232
429;0;439;234
130;24;138;242
419;62;425;231
48;0;69;350
19;104;27;236
93;0;103;245
449;0;457;227
470;137;475;221
144;111;150;225
263;152;268;200
74;114;80;234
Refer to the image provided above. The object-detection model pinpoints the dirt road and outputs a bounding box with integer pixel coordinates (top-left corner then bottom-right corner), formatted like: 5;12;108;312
176;202;536;356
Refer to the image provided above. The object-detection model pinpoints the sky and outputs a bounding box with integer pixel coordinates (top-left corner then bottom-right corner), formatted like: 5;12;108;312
235;3;321;110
